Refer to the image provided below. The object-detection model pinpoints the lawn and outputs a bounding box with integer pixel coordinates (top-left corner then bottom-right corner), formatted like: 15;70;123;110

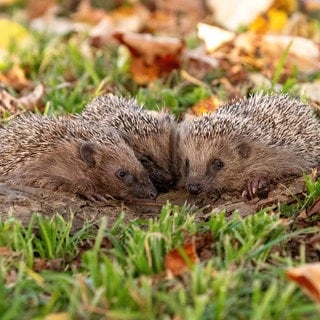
1;1;320;319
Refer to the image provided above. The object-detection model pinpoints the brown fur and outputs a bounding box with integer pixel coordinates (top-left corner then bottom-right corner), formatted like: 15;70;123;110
80;94;177;192
0;114;158;201
177;93;320;198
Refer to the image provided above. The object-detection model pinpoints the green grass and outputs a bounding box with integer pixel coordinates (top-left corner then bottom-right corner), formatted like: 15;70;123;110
0;202;319;319
1;5;320;319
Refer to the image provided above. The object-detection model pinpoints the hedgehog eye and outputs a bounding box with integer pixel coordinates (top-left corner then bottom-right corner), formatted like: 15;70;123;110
116;170;128;180
185;159;190;169
212;158;224;170
140;156;152;166
185;158;190;176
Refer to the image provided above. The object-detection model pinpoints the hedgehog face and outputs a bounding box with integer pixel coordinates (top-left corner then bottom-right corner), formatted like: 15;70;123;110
178;135;251;196
80;142;158;200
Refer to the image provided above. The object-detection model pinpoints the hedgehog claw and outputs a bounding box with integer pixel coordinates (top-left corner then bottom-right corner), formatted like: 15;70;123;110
80;192;112;202
243;177;269;200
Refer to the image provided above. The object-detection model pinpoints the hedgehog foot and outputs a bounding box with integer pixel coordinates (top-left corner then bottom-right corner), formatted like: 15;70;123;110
242;177;270;200
78;192;114;202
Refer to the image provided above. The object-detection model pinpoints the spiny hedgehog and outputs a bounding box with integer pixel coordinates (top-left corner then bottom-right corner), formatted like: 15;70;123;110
0;113;158;201
177;93;320;199
80;94;177;192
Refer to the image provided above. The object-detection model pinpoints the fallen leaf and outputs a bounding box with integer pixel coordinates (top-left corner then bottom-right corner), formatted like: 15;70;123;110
18;83;45;111
206;0;273;31
147;0;206;35
300;81;320;103
249;8;288;33
114;32;184;84
0;0;18;5
287;263;320;303
0;65;31;90
26;0;56;20
72;0;106;25
0;18;31;50
191;96;223;116
0;246;13;256
307;198;320;216
34;258;63;272
165;237;199;276
0;87;21;117
233;32;320;74
0;84;45;118
197;23;236;53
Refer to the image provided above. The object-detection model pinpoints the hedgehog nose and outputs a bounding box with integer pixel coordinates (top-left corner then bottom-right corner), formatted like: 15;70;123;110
148;189;158;200
187;183;202;195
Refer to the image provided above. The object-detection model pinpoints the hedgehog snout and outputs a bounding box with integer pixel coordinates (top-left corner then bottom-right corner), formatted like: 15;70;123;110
149;190;158;200
187;183;202;195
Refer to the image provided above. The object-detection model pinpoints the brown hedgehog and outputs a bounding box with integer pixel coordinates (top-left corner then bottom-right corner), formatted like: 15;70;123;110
0;113;158;201
80;94;177;192
177;93;320;199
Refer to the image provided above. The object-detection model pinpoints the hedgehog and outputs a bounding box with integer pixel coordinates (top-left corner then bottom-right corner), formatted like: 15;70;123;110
176;93;320;199
79;94;177;192
0;113;158;201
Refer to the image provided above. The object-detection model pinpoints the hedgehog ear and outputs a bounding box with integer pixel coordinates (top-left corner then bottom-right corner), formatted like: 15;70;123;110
79;142;96;167
236;142;251;158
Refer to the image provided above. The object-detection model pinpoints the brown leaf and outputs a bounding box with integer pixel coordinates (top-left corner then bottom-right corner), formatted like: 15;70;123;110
114;32;184;84
72;0;107;25
18;83;45;111
0;65;31;90
0;84;44;117
287;263;320;303
34;258;64;272
26;0;56;20
307;198;320;217
164;237;199;276
0;246;13;256
191;96;223;116
0;88;21;117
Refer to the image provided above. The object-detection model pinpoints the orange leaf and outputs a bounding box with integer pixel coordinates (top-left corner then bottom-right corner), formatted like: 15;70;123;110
114;32;184;84
165;238;199;276
191;96;222;116
0;65;31;90
287;263;320;303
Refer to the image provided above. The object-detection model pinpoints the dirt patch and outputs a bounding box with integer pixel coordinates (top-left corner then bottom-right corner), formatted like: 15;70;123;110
0;176;309;231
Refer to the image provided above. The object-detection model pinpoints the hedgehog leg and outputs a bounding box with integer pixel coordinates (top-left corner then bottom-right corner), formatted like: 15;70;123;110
242;177;270;199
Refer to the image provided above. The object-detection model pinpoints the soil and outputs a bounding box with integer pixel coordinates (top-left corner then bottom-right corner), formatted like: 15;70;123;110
0;175;309;231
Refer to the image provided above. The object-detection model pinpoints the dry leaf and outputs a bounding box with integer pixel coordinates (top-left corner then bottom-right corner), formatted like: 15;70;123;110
0;84;45;117
0;19;31;50
206;0;273;31
191;96;222;116
0;65;31;90
0;0;18;6
300;81;320;103
307;198;320;217
250;8;288;33
26;0;56;20
233;32;320;74
0;246;13;256
0;87;21;117
148;0;206;35
287;263;320;303
72;0;106;25
114;32;184;84
90;4;149;47
197;23;236;53
164;238;199;276
18;83;45;111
